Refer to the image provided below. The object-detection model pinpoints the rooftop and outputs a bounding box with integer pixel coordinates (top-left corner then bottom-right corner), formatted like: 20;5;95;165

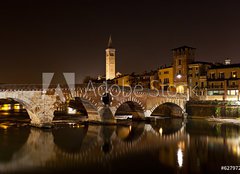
172;45;196;51
210;63;240;69
189;61;213;65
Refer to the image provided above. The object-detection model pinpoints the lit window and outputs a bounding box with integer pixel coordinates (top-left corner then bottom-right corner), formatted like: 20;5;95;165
227;90;238;96
232;72;237;78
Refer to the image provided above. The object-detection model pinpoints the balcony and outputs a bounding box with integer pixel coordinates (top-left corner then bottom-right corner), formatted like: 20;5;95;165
207;85;224;89
228;85;239;89
207;85;238;89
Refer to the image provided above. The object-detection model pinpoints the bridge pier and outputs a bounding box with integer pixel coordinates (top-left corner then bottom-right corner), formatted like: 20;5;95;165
28;112;54;128
144;110;152;117
98;107;116;124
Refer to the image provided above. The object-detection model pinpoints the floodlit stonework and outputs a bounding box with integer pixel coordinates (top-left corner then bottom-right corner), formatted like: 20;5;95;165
0;85;187;127
106;36;116;80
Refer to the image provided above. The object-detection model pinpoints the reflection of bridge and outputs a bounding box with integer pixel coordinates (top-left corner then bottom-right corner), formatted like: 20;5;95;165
2;120;240;173
0;84;187;127
0;121;188;173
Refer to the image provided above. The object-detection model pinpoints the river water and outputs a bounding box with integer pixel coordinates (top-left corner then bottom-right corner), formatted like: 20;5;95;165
0;116;240;174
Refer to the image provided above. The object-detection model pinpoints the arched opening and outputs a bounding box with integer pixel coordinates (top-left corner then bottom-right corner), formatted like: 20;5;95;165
151;102;183;118
0;98;30;123
176;85;184;94
54;97;88;121
116;122;145;142
53;124;88;153
115;101;144;120
53;97;99;122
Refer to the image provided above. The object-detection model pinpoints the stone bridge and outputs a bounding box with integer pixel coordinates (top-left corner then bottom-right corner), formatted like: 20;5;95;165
0;84;188;127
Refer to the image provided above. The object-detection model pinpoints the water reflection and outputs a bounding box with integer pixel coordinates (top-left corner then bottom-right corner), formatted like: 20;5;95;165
0;119;240;173
116;122;145;142
0;123;30;163
53;125;88;153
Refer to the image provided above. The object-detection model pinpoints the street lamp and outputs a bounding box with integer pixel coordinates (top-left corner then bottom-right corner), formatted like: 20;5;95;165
176;74;182;79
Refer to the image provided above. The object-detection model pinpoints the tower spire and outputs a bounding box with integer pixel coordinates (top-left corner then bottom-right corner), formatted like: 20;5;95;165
107;35;113;48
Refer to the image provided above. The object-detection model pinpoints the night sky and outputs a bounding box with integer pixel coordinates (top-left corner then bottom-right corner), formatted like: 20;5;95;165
0;0;240;84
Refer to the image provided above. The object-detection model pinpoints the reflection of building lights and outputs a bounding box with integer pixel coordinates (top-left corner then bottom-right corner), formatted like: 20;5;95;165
67;107;76;114
0;124;9;130
177;148;183;168
232;145;240;156
129;125;132;131
178;141;185;150
159;128;163;136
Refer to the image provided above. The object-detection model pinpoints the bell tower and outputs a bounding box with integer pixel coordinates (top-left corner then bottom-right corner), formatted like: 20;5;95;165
172;46;195;93
173;46;195;83
106;36;116;80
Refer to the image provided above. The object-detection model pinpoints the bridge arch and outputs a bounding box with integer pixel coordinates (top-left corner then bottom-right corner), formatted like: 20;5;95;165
150;102;184;117
78;97;101;121
114;99;145;120
0;97;36;122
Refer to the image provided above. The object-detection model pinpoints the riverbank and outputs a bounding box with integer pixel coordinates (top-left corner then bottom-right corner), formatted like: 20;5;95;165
187;100;240;118
206;117;240;125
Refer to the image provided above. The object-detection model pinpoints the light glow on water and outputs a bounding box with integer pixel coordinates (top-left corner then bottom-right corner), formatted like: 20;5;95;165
177;148;183;168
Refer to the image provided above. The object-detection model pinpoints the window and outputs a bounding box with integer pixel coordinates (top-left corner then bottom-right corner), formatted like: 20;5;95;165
163;78;169;84
219;72;225;79
201;82;204;88
164;71;169;74
178;59;182;65
208;90;225;95
178;70;182;74
232;81;236;86
221;83;223;88
227;90;239;96
211;73;215;79
195;82;198;86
